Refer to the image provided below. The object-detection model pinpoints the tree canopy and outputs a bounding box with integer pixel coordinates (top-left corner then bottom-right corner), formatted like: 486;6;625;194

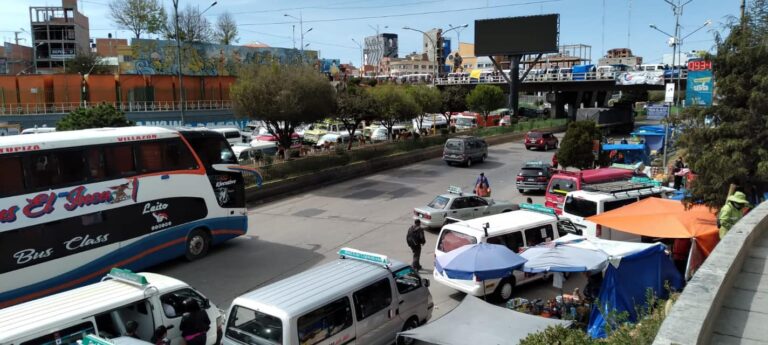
164;4;213;42
466;84;506;125
65;51;111;75
109;0;166;39
231;64;336;150
406;85;442;133
370;84;419;140
57;103;133;130
214;12;239;45
672;4;768;207
336;85;378;149
556;121;602;170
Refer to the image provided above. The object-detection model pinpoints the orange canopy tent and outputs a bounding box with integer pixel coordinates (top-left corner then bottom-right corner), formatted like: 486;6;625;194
586;198;719;256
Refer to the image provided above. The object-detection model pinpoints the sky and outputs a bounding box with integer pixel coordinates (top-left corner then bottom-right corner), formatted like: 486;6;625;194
1;0;742;66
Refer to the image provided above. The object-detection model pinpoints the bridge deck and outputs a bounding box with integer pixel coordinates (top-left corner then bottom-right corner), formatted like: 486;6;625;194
711;230;768;345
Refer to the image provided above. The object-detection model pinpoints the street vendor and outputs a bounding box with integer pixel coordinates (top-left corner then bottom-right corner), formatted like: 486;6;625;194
718;191;751;239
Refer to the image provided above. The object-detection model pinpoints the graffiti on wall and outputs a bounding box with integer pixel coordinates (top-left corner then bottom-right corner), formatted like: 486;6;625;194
121;39;320;76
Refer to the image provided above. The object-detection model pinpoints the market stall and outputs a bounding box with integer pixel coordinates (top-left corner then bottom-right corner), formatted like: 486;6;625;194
586;197;719;279
397;296;572;345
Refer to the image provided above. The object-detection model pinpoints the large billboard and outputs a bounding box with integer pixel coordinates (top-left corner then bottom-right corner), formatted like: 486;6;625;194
474;14;559;56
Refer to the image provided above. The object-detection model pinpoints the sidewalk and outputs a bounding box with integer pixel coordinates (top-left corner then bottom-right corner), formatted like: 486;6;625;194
710;229;768;344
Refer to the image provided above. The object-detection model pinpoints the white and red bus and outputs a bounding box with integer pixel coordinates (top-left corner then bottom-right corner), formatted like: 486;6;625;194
0;126;251;308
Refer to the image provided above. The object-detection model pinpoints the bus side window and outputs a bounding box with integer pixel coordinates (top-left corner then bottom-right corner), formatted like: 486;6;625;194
104;144;137;178
138;142;164;173
164;139;198;170
0;156;25;196
85;148;106;180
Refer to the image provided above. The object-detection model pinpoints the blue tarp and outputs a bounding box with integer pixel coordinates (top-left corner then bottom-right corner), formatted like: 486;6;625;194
631;130;666;152
587;244;683;338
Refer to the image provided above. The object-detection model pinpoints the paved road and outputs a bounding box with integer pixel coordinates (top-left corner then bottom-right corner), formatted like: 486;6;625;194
151;134;585;317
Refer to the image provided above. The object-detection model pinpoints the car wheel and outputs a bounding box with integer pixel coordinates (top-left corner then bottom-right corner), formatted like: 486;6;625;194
544;143;549;151
518;189;525;194
445;161;452;166
493;277;516;303
185;228;210;261
480;154;486;163
466;158;472;167
396;317;420;345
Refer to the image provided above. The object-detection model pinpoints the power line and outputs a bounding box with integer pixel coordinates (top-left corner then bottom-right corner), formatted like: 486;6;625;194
239;0;562;26
220;0;444;16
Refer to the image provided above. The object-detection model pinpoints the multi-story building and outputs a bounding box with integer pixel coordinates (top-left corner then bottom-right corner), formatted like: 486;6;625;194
95;37;127;57
364;33;398;68
384;53;436;76
598;48;643;66
29;0;90;73
0;43;34;75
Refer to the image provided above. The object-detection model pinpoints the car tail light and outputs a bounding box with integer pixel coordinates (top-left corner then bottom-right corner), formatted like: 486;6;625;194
413;210;419;216
596;224;603;237
516;176;524;181
537;139;544;144
424;214;432;220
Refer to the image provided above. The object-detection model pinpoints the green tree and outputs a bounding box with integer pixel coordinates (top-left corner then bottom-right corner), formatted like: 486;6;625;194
65;51;111;75
406;85;442;133
519;325;595;345
336;85;378;149
231;64;336;151
441;85;469;128
369;85;419;141
672;6;768;207
214;11;239;45
164;4;213;42
57;103;133;130
466;84;506;126
557;121;603;170
109;0;166;39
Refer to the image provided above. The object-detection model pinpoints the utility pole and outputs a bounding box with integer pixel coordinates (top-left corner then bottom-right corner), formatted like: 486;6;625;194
172;0;185;124
13;31;23;45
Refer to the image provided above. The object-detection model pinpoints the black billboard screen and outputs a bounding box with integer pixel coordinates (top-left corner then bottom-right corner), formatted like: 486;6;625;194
475;14;559;56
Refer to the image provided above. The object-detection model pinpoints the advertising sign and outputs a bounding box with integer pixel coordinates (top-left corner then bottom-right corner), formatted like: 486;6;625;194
646;105;670;121
665;83;675;103
686;70;714;106
616;71;664;85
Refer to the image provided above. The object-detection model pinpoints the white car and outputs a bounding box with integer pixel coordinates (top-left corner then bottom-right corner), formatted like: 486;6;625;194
413;187;519;229
315;132;363;148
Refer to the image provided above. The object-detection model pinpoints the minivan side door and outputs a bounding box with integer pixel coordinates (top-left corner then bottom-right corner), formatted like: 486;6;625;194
352;278;400;345
392;266;428;325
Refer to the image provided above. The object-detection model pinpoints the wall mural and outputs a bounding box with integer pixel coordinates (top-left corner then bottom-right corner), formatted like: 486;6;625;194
121;39;320;76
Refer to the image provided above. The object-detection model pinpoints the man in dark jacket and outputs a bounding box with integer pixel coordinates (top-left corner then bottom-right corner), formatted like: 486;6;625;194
407;219;426;270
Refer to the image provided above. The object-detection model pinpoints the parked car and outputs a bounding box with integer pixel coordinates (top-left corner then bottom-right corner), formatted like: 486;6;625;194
524;131;558;151
232;142;277;162
315;132;363;149
516;161;554;193
251;132;303;149
413;186;518;229
443;136;488;167
369;125;408;142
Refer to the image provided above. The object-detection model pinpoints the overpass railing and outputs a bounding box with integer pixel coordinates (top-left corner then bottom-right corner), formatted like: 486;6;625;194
0;100;233;115
435;70;688;85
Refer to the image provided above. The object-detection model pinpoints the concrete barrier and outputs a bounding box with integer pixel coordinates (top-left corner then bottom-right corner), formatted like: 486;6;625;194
245;125;565;204
653;201;768;345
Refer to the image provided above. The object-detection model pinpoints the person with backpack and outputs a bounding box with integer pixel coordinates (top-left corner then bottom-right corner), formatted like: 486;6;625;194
406;219;426;270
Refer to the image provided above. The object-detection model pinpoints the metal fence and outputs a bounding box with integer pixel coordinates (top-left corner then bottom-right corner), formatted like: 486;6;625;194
0;100;233;115
435;70;689;85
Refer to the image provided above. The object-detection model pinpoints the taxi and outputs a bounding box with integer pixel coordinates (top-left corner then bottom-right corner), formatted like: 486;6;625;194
413;186;519;229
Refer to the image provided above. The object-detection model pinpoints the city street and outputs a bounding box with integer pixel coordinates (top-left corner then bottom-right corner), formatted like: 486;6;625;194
151;134;585;318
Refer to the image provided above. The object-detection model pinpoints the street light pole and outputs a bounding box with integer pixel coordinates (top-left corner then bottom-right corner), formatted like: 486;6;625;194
403;27;436;85
173;1;216;124
352;38;363;77
285;12;311;62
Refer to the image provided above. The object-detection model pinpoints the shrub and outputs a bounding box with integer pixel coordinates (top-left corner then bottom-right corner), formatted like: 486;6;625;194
263;155;274;166
519;325;595;345
440;128;449;136
289;149;301;158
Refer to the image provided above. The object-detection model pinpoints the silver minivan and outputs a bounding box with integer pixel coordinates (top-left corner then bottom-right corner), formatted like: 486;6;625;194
222;248;433;345
443;136;488;167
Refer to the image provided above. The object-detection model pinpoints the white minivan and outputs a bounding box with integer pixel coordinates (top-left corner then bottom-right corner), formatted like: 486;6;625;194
433;205;578;302
213;127;248;146
222;248;433;345
0;269;222;345
561;181;674;241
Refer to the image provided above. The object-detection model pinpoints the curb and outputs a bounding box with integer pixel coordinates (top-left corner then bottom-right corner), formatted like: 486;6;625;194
245;125;565;205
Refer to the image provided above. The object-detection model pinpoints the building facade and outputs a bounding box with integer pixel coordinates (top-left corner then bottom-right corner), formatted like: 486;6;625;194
0;43;34;75
29;0;90;73
382;54;436;76
95;38;127;57
598;48;643;66
364;33;398;68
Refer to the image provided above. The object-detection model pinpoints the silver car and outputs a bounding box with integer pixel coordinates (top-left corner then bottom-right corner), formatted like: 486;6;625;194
413;188;519;229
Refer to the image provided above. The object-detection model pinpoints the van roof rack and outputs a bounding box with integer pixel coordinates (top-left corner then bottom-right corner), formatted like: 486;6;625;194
582;180;659;194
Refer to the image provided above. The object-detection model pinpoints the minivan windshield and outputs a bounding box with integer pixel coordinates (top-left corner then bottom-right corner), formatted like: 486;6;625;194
226;306;283;345
455;117;474;126
438;229;478;252
564;196;597;217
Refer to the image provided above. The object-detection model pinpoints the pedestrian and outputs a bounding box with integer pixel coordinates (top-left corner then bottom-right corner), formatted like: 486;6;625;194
125;320;139;338
151;326;170;345
526;197;533;204
475;172;491;197
673;157;685;190
180;298;211;345
406;219;426;271
552;153;558;169
718;191;751;239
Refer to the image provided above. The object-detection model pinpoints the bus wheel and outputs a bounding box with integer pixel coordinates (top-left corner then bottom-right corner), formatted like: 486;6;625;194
396;317;420;345
185;229;210;261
